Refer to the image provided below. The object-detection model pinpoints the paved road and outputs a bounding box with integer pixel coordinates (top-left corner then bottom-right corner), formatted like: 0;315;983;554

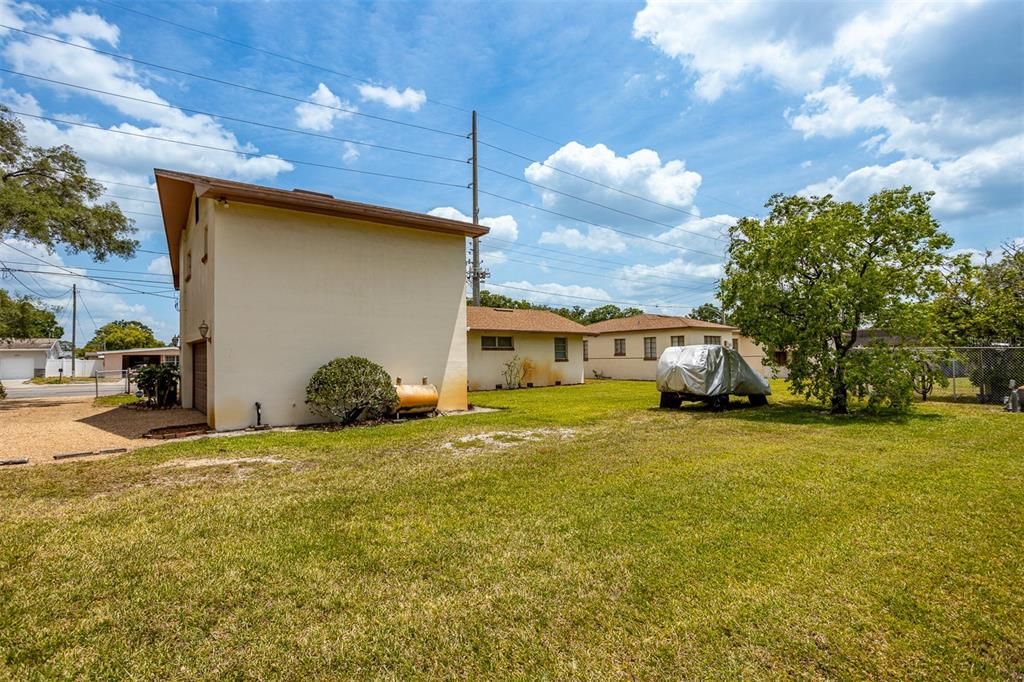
2;380;129;400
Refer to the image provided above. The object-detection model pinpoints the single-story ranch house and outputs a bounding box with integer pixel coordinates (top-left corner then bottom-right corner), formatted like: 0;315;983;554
466;306;596;390
584;314;770;380
156;169;487;431
0;338;60;379
90;346;180;374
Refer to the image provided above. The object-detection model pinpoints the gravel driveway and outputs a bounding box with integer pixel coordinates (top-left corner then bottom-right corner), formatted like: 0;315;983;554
0;396;206;466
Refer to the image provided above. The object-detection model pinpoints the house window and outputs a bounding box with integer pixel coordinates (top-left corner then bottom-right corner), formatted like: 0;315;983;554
704;335;722;345
583;340;589;361
202;225;209;263
614;338;626;356
554;337;568;362
185;250;192;282
670;335;686;347
481;335;514;350
194;197;200;224
644;337;657;360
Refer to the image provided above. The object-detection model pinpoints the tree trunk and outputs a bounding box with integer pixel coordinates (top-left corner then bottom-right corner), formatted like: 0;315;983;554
830;365;849;414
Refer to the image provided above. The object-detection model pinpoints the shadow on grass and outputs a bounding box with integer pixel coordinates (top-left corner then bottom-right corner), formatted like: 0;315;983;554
648;399;943;427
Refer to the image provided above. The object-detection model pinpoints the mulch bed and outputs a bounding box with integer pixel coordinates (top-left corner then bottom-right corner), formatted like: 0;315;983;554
143;423;212;440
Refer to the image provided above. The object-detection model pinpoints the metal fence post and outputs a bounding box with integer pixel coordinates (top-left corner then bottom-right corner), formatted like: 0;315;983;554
952;357;957;400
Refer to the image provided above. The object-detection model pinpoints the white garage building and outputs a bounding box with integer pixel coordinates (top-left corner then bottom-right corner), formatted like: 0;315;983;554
0;338;61;380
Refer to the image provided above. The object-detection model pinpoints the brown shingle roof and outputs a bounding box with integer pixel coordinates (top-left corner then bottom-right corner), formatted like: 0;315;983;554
155;168;489;287
0;338;59;351
467;307;596;335
586;314;737;334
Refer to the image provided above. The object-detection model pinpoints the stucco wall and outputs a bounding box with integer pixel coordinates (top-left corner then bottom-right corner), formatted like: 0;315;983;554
178;195;216;417
198;201;468;431
467;331;585;391
585;328;736;381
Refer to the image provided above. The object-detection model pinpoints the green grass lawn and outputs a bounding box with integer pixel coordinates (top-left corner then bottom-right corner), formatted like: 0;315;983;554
1;381;1021;678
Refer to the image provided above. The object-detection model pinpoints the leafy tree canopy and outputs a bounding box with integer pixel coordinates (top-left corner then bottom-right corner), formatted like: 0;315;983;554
0;288;63;339
84;320;161;352
471;291;642;325
0;106;136;260
934;242;1024;346
689;302;724;324
720;187;952;414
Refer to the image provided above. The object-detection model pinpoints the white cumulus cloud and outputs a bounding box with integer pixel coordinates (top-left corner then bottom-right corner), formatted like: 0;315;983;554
294;83;355;132
538;225;627;253
357;84;426;111
428;206;519;241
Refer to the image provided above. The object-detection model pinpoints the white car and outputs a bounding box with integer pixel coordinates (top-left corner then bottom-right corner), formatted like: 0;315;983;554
656;344;771;411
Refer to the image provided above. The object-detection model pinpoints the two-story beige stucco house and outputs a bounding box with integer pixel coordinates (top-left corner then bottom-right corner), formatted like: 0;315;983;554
156;169;487;431
466;307;595;390
584;314;770;380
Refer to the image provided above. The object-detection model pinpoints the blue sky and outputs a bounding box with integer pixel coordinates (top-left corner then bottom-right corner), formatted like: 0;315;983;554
0;0;1021;343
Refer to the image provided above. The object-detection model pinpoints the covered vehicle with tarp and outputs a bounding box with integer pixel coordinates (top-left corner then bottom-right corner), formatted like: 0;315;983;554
656;344;771;410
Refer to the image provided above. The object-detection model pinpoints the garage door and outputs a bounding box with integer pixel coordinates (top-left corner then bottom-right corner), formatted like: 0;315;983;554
0;356;36;380
192;342;208;414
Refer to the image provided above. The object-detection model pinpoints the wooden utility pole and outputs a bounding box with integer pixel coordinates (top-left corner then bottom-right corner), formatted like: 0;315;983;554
471;110;481;306
70;283;77;377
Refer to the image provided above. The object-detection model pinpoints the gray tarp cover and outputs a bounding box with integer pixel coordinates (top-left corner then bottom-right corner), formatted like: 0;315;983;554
656;344;771;396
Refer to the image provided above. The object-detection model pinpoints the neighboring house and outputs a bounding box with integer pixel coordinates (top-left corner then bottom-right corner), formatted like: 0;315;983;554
585;314;772;380
156;169;486;431
90;346;180;374
466;307;596;390
0;338;60;379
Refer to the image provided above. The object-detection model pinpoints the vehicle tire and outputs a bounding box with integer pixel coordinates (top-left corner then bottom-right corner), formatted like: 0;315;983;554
710;395;728;412
748;394;768;407
660;392;683;409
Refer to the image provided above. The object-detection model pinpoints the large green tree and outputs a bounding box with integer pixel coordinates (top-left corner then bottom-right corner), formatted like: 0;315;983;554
0;288;63;339
689;302;724;324
471;291;643;325
934;243;1024;345
84;320;161;352
720;187;952;414
0;106;136;260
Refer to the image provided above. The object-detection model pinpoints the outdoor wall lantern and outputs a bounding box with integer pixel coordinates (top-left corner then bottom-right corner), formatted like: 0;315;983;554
198;320;210;340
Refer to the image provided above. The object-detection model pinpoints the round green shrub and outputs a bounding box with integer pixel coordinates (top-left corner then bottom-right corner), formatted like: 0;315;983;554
305;356;399;425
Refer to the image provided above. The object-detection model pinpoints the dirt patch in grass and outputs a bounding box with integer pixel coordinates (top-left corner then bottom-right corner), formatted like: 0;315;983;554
442;428;576;453
156;457;287;469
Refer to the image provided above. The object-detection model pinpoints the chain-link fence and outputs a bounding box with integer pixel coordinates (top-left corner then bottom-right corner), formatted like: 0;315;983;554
911;346;1024;405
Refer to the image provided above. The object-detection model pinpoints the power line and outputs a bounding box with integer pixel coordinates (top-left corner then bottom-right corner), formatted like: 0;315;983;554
0;261;73;299
76;289;100;335
1;242;178;300
478;139;750;223
95;0;470;113
478;164;730;240
2;260;172;280
485;236;719;280
92;0;588;148
100;193;159;205
7;111;470;192
478;189;725;259
4;267;179;298
496;253;717;294
0;25;467;139
95;178;155;191
485;283;698;310
0;260;173;279
0;68;470;165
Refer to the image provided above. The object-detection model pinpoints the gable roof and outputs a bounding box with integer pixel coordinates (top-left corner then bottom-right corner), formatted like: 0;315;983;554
155;169;489;287
586;314;737;334
467;307;597;335
0;338;59;351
